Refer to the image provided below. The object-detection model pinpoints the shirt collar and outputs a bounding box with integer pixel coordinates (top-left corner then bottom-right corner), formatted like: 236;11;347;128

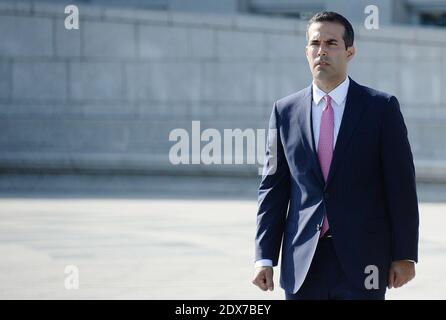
312;76;350;106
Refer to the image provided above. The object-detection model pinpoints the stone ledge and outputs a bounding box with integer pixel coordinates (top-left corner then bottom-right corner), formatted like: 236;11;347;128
415;160;446;183
2;0;446;44
1;153;446;182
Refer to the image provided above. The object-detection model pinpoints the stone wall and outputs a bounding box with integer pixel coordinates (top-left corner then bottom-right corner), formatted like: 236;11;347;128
0;1;445;181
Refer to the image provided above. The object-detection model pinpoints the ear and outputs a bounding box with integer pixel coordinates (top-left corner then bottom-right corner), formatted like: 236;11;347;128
346;46;355;62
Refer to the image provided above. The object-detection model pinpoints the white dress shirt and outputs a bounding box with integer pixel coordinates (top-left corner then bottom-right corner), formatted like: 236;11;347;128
255;77;350;268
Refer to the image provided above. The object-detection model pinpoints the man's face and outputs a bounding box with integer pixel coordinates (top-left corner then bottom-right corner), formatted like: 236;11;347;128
305;21;354;83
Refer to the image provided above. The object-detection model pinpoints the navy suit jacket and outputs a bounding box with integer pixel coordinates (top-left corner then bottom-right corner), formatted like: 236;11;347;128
255;77;419;294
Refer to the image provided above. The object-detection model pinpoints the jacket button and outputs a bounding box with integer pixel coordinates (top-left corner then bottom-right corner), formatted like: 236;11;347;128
324;192;330;199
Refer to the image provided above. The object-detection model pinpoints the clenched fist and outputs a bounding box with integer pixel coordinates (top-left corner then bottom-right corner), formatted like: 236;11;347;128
388;260;416;289
252;266;274;291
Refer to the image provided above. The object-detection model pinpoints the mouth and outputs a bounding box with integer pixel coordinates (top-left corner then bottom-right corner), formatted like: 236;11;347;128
316;61;330;67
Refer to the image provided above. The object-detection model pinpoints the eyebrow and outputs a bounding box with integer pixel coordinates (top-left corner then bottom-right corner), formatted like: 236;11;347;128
309;38;338;43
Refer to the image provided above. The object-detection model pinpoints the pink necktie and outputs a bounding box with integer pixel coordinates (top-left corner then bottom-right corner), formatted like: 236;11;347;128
317;95;334;238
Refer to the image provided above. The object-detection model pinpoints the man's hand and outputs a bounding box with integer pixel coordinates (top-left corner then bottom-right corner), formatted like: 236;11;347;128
252;266;274;291
388;260;415;289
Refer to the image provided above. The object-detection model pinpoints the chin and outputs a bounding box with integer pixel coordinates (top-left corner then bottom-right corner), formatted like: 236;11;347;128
313;70;329;78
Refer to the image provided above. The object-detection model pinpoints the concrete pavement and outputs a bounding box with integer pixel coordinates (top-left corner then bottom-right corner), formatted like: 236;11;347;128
0;175;445;299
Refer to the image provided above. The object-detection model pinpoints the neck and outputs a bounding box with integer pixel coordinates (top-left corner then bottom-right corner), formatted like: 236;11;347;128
314;75;347;93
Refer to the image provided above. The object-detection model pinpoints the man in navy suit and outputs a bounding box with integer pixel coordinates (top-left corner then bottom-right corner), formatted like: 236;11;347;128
252;12;419;300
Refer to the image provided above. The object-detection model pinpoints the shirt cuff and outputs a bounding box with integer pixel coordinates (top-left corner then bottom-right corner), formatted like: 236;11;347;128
255;259;273;268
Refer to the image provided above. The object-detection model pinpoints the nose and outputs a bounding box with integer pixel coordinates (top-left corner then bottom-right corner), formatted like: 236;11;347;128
317;45;327;56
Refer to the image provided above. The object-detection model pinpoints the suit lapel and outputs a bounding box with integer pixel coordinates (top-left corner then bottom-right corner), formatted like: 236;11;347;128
299;85;325;187
325;78;365;189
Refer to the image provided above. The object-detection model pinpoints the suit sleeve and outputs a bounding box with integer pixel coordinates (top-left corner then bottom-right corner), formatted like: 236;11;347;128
254;102;291;266
380;96;419;262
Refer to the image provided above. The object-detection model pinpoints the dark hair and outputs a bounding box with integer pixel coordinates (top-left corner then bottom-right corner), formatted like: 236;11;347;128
306;11;354;49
